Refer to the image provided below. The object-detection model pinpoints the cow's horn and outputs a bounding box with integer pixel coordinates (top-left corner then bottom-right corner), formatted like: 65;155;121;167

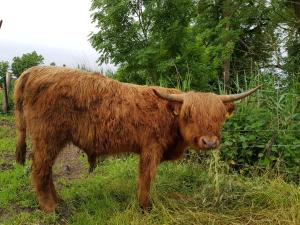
219;85;262;103
153;89;184;102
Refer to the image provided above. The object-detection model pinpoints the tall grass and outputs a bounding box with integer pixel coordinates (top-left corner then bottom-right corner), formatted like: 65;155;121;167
218;73;300;182
1;153;299;225
155;70;299;182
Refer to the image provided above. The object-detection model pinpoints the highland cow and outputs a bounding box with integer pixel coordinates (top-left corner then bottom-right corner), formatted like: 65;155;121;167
14;66;260;212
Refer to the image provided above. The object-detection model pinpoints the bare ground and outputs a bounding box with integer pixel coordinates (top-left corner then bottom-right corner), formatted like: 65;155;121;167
53;144;88;181
1;117;88;180
1;145;88;180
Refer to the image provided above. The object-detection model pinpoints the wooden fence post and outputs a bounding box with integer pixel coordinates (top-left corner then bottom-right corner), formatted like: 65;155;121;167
0;20;9;113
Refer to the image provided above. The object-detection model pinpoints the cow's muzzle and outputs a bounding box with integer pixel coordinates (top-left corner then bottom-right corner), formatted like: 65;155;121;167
198;136;220;150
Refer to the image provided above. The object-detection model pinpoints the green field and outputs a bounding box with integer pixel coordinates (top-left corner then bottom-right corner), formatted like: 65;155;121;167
0;114;299;225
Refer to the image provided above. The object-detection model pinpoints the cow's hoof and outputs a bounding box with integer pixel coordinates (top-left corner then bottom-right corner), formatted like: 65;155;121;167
88;166;95;173
40;201;58;213
140;202;152;213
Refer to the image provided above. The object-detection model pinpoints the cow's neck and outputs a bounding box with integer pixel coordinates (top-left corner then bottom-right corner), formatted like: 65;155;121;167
161;122;187;161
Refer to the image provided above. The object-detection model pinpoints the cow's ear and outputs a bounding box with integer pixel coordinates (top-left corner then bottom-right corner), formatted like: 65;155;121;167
167;102;180;117
183;107;192;122
225;102;235;119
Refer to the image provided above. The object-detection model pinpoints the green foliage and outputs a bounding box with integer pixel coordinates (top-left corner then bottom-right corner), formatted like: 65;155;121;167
285;36;300;76
90;0;282;89
11;51;44;78
269;0;300;76
0;61;9;79
196;0;274;79
220;73;300;180
90;0;223;89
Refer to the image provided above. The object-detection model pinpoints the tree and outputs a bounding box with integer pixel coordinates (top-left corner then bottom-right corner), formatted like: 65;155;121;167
196;0;275;88
90;0;300;91
0;61;9;113
11;51;44;78
90;0;219;90
264;0;300;77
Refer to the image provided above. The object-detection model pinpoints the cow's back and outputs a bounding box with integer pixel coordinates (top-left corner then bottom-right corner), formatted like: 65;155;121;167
16;66;181;155
16;66;108;146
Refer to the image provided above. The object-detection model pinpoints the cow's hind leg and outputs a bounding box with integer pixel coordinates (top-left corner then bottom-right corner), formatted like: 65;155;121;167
87;153;97;173
138;151;161;212
31;141;61;212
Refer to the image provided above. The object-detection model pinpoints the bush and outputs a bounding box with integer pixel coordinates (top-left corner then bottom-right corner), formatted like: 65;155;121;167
220;73;300;181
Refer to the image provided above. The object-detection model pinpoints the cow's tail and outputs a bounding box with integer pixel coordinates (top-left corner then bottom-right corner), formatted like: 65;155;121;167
14;71;30;165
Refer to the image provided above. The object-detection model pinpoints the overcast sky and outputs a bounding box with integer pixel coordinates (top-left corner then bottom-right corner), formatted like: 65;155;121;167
0;0;114;71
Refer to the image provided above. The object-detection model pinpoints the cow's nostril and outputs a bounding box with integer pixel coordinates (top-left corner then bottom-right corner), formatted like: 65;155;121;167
199;136;219;149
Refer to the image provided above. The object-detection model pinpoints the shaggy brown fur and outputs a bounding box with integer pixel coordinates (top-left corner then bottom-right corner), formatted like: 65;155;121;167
14;66;236;212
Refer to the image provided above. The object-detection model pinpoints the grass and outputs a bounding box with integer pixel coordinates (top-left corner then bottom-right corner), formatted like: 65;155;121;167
0;114;299;225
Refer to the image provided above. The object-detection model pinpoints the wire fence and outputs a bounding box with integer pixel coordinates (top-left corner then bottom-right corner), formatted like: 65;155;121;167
222;129;300;132
217;81;300;180
226;162;299;176
220;145;300;148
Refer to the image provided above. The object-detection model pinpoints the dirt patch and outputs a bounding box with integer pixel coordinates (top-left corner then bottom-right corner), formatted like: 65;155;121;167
0;153;15;170
0;203;36;223
53;144;88;181
0;145;89;180
1;152;15;161
0;162;14;170
9;203;35;214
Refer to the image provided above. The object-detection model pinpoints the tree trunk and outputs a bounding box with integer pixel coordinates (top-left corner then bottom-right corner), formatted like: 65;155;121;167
294;0;300;21
6;72;11;95
2;77;8;113
294;0;300;33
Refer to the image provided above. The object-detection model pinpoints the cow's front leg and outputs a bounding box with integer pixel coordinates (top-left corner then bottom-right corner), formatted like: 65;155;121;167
138;152;161;212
